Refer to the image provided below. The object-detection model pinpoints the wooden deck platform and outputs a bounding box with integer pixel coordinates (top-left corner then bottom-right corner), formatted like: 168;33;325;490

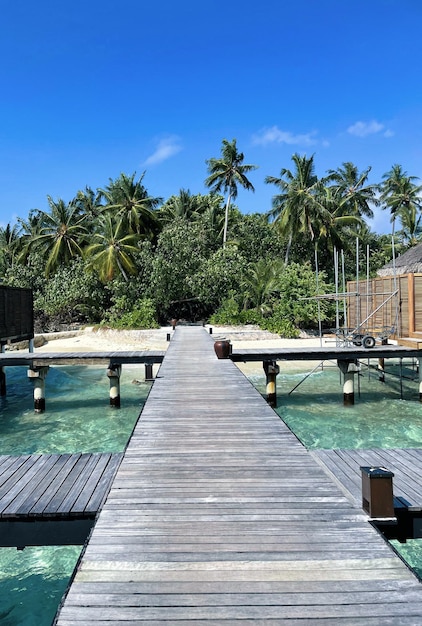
231;343;421;363
0;452;123;548
0;452;122;520
312;448;422;512
55;327;422;624
0;350;165;367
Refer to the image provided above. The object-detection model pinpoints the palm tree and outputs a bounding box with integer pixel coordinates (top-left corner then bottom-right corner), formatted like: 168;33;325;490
380;165;422;296
159;189;201;224
242;258;283;311
396;203;422;247
265;153;326;264
85;214;140;282
26;196;88;275
205;139;257;247
326;161;379;223
317;186;363;253
75;186;105;226
99;172;161;237
0;222;21;274
381;165;422;238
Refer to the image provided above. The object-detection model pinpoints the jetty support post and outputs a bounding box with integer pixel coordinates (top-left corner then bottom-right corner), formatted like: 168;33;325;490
145;363;154;381
0;343;6;396
337;359;360;406
0;367;5;397
378;358;385;383
263;360;280;408
27;366;49;413
107;363;122;408
419;357;422;402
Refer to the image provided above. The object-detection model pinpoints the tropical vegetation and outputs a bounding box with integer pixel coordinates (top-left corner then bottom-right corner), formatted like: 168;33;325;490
1;140;422;337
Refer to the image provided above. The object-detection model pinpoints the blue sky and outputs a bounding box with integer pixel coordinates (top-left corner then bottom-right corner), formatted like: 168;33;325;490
0;0;421;235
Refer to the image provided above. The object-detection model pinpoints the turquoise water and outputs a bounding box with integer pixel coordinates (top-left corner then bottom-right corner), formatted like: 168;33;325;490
249;362;422;449
0;546;81;625
390;539;422;580
0;365;151;625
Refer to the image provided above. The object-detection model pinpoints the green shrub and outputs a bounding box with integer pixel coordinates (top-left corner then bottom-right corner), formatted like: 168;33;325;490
104;297;159;329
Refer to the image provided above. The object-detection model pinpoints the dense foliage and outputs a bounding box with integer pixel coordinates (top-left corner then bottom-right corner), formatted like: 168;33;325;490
1;142;422;336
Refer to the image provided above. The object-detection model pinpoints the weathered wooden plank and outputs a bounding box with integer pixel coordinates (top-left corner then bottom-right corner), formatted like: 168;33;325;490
29;454;83;516
0;455;51;515
84;453;123;514
3;454;71;517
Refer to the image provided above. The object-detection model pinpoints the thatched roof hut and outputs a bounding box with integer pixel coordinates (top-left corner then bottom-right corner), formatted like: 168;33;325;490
377;243;422;276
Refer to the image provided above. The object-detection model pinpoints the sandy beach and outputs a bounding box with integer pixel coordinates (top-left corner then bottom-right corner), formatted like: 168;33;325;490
26;325;331;376
31;324;329;351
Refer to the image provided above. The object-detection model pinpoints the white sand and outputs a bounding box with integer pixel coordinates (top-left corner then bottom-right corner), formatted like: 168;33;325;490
28;325;331;376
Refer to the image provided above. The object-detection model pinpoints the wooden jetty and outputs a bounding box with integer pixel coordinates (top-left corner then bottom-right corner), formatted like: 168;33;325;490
54;327;422;624
0;350;166;367
0;452;122;548
230;343;421;363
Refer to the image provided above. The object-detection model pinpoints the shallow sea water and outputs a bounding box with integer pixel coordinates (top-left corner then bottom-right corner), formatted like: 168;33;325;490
0;365;151;625
248;361;422;450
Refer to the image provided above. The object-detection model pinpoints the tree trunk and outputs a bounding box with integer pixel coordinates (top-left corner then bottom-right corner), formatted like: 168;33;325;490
223;193;232;248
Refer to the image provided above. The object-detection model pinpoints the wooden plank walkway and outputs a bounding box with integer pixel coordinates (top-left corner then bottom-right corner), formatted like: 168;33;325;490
55;327;422;624
0;452;122;519
231;344;421;363
312;448;422;512
0;350;165;367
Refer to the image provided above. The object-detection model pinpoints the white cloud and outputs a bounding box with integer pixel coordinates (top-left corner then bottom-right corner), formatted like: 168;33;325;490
347;120;393;138
252;125;318;147
143;135;182;166
383;128;395;138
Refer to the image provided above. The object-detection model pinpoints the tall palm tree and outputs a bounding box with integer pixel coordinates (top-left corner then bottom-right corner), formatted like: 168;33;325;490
85;214;140;282
99;172;161;237
381;165;422;238
205;139;257;247
326;161;378;223
265;153;326;264
317;186;363;253
27;196;88;275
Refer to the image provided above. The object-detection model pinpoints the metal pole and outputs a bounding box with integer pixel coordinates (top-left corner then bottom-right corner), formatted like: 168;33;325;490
315;247;323;347
356;238;360;331
366;244;370;326
334;247;339;332
342;249;347;330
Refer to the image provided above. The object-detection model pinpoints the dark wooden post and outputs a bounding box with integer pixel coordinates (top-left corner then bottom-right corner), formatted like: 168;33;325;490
0;367;6;396
263;361;279;407
0;343;5;396
145;363;154;381
361;466;395;518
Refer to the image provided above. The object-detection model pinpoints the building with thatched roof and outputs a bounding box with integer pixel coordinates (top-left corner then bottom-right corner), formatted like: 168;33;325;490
377;243;422;277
